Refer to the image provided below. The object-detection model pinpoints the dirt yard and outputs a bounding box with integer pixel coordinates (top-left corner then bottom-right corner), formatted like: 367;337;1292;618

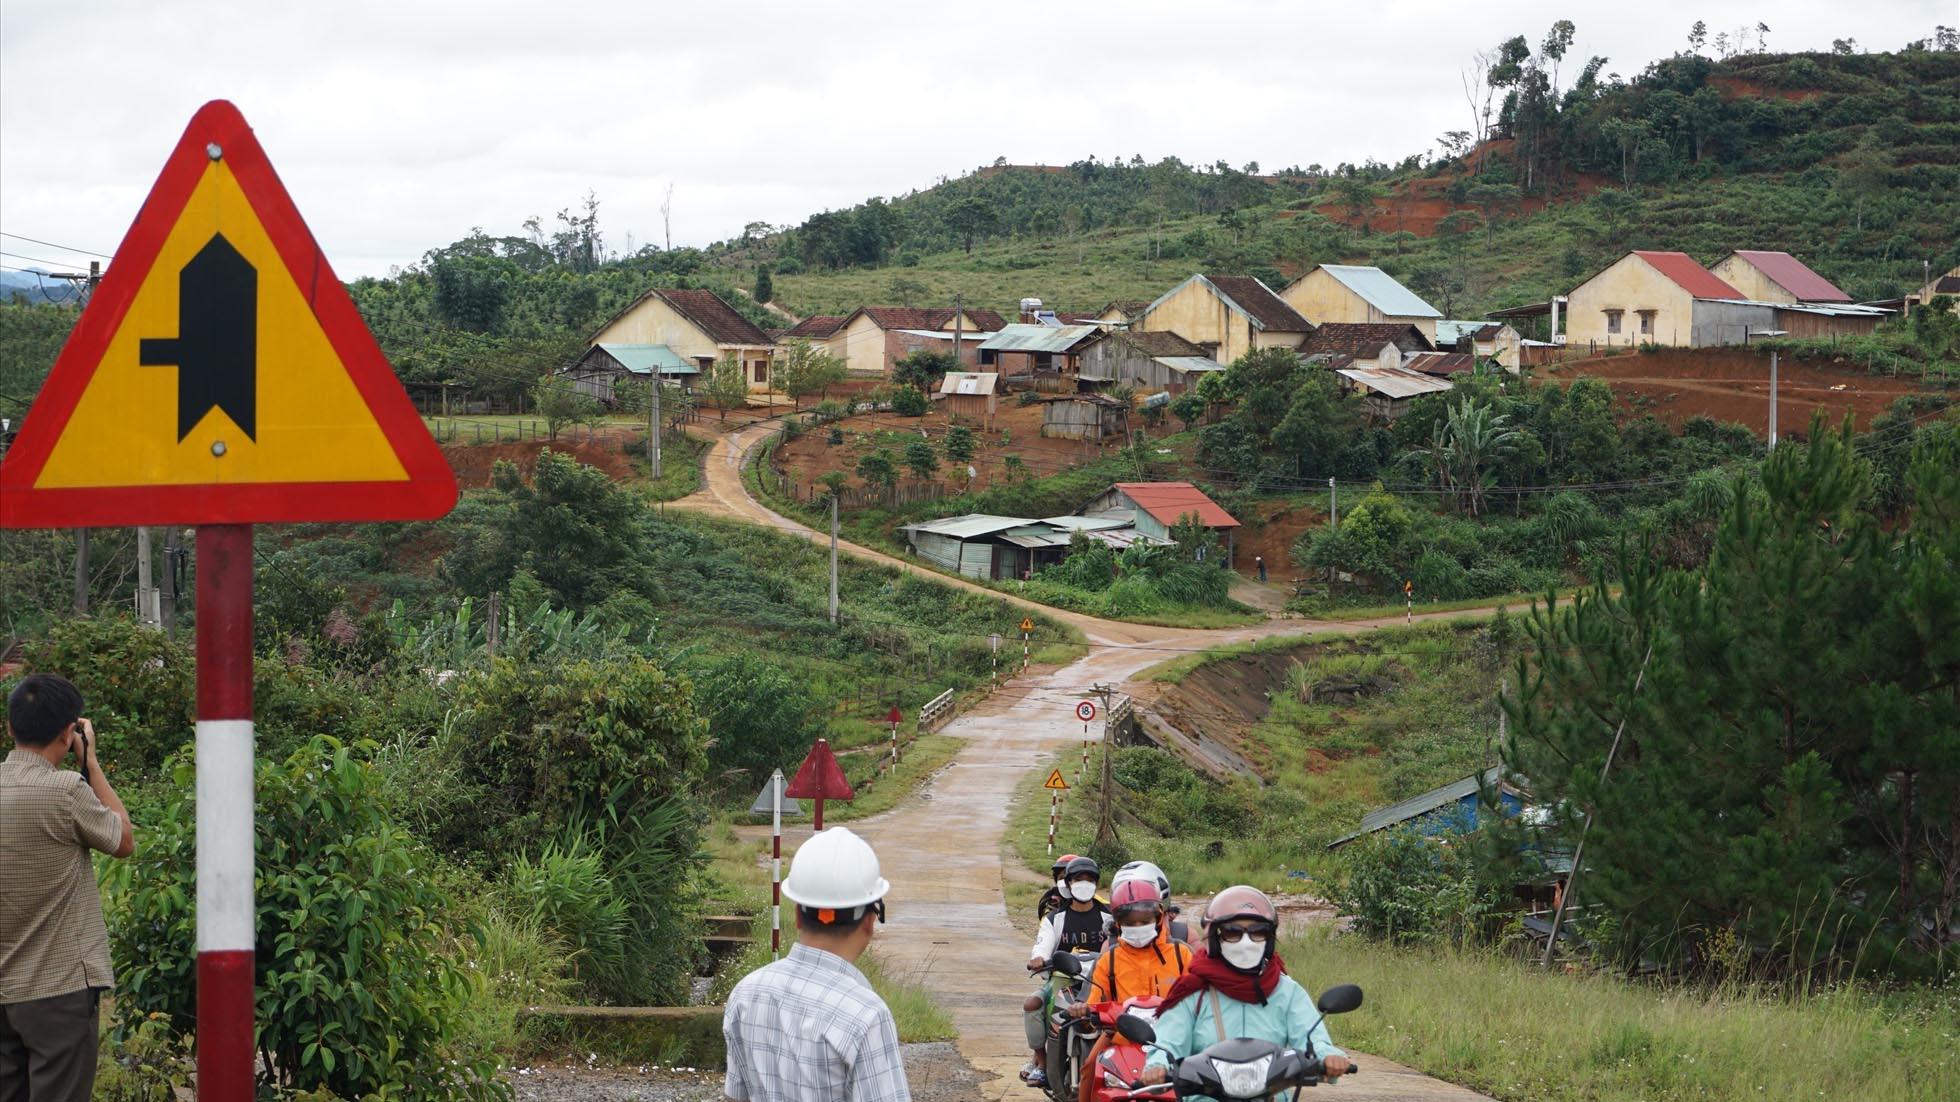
771;396;1162;498
1230;497;1328;582
1543;348;1932;436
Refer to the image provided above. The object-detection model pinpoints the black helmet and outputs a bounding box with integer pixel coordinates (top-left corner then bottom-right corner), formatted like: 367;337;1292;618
1063;855;1101;881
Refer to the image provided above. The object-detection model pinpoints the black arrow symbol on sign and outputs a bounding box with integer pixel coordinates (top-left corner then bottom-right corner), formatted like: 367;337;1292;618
140;233;257;441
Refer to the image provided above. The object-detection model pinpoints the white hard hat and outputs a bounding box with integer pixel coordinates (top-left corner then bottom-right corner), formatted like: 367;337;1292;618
782;827;891;910
1113;860;1171;898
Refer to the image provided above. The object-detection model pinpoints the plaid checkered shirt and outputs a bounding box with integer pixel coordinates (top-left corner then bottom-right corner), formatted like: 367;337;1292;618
723;943;911;1102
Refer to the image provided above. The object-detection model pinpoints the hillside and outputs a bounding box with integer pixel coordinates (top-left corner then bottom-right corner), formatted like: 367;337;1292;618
711;44;1960;320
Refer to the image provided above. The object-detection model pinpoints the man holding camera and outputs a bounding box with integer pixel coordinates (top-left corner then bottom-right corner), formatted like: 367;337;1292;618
1;673;136;1101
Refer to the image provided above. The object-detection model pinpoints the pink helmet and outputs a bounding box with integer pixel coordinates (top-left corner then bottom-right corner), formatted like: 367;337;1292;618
1110;878;1166;917
1203;885;1278;928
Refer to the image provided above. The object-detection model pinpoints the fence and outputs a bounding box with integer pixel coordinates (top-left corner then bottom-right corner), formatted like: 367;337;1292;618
918;688;957;732
425;419;659;447
754;460;949;512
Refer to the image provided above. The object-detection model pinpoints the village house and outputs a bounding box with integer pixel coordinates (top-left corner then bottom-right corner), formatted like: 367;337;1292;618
561;343;698;404
897;513;1167;581
1299;322;1434;371
1082;481;1240;560
1402;351;1478;377
1709;250;1852;304
1280;264;1443;343
1902;266;1960;317
587;287;778;391
1328;766;1530;849
1038;393;1129;442
1436;319;1523;371
1076;329;1225;393
1133;273;1314;366
777;313;849;358
830;306;1007;377
977;323;1104;384
1095;300;1150;325
1335;365;1453;422
1564;251;1771;349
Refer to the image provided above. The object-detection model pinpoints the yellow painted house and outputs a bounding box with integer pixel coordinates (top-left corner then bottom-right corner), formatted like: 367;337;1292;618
1133;274;1313;366
1565;251;1784;349
1279;264;1442;343
589;288;778;391
1708;250;1854;304
829;306;1007;377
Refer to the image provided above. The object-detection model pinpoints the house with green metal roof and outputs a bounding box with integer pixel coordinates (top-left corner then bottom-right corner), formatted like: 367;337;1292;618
1281;264;1443;343
563;342;700;405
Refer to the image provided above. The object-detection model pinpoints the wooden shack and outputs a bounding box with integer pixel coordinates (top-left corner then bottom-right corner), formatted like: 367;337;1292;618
1039;394;1129;442
1077;329;1225;393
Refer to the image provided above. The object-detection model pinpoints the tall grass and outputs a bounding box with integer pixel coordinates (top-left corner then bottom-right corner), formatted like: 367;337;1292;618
1286;927;1959;1102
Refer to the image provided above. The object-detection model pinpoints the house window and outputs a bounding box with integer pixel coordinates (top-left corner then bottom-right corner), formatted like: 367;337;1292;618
1638;310;1656;336
1605;310;1624;335
751;359;768;384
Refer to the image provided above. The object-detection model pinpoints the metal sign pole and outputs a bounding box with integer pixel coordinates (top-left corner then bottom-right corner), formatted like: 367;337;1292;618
196;524;255;1102
770;769;783;960
1048;787;1059;858
1080;723;1090;787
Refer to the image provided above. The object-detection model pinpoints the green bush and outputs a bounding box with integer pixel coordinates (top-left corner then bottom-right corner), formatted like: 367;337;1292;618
13;618;193;778
689;650;826;795
1330;828;1508;947
108;738;506;1101
503;831;629;1002
890;386;929;416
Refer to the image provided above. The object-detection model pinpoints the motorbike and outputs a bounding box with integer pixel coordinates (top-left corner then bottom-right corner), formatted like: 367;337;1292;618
1086;996;1173;1102
1107;983;1365;1100
1029;949;1100;1100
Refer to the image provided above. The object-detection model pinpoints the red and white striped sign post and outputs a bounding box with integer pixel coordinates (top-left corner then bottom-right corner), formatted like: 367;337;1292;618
887;705;902;769
1075;701;1097;787
769;768;784;959
196;526;255;1102
1043;767;1069;857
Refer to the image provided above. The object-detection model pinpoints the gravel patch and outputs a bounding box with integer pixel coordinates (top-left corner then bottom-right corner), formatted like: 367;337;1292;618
509;1042;985;1102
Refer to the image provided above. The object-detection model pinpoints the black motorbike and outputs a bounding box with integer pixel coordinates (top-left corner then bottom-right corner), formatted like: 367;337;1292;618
1108;983;1365;1100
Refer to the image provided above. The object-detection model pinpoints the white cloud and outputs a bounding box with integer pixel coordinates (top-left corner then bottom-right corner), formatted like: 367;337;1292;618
2;0;1947;278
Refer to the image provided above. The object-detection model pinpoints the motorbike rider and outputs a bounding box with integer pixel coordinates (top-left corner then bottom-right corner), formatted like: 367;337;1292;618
1139;886;1351;1087
1107;860;1190;945
1065;879;1191;1102
1038;854;1081;923
1022;855;1109;1087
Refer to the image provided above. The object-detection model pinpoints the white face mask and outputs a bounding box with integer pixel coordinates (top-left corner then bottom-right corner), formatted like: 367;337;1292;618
1119;923;1157;948
1069;880;1097;902
1056;879;1070;895
1221;939;1267;971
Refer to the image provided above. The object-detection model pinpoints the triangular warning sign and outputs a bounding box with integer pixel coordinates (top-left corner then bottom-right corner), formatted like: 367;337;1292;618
784;738;856;802
1044;768;1070;790
0;100;456;528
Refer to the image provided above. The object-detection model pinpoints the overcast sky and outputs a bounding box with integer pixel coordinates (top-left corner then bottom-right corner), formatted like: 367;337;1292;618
2;1;1948;280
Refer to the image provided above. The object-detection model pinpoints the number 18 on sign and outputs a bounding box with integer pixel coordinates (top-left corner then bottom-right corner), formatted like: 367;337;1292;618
1044;767;1070;856
0;102;457;1102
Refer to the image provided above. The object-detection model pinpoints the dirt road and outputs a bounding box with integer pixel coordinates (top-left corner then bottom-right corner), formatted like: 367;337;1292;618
691;420;1492;1099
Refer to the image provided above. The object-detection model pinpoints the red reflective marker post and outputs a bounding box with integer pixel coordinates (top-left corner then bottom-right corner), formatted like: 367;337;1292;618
196;525;255;1102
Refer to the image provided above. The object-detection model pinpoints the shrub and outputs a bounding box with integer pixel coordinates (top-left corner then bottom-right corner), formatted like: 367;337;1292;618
890;386;930;417
15;617;193;778
503;830;628;1001
108;738;506;1101
1330;828;1507;946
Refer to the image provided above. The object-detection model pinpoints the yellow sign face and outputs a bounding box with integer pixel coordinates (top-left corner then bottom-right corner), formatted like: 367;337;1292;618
1020;617;1036;634
33;160;407;490
1044;768;1069;790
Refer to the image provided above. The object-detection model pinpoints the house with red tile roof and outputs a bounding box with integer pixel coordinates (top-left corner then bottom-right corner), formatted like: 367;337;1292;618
1564;251;1777;349
830;306;1008;377
588;287;778;390
1133;273;1314;366
1082;481;1240;560
1710;251;1853;304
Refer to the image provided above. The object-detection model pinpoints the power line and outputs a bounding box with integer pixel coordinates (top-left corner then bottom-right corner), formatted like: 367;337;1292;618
0;231;113;259
0;249;93;271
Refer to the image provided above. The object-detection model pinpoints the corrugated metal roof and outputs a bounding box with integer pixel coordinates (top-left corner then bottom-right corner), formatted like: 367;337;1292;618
1327;766;1529;847
1632;251;1743;300
1153;355;1224;374
1317;265;1442;319
1402;352;1478;376
1337;366;1455;399
978;323;1103;353
898;513;1034;539
1434;320;1484;345
1759;301;1893;318
1727;250;1852;303
1042;515;1133;532
595;343;697;374
1111;482;1240;529
999;525;1076;549
937;372;999;396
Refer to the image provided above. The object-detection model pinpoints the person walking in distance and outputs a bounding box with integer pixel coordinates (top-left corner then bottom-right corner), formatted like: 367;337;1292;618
1254;555;1267;584
1;674;136;1101
724;827;909;1102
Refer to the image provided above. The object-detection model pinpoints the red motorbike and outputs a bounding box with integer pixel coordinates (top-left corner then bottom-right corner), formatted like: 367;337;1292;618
1085;996;1173;1102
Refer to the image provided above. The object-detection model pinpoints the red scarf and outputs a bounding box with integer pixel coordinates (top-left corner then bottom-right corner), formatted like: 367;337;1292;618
1157;947;1286;1011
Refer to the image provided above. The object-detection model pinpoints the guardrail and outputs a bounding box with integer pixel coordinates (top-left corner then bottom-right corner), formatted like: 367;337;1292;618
919;688;957;732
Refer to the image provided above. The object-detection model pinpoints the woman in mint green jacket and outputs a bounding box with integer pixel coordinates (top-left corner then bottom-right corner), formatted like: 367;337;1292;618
1140;886;1350;1088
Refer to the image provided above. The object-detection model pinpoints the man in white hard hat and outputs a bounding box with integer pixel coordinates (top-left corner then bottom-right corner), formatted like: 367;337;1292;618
723;826;910;1102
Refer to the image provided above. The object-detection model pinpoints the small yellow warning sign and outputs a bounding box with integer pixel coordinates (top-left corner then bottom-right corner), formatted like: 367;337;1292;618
1020;617;1036;634
1043;768;1069;790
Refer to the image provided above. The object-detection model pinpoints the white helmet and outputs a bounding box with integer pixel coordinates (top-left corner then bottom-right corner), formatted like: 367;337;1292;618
1113;860;1171;899
782;827;891;913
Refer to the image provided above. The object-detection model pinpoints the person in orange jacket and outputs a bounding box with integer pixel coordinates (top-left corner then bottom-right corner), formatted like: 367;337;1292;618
1065;878;1191;1102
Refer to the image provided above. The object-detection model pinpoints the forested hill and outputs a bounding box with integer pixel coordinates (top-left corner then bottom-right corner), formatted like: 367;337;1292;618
724;36;1960;316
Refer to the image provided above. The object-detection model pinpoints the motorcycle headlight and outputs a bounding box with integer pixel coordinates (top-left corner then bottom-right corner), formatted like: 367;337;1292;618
1213;1054;1274;1099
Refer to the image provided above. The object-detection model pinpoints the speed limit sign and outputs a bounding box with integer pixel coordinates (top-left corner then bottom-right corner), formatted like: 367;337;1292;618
1075;700;1097;722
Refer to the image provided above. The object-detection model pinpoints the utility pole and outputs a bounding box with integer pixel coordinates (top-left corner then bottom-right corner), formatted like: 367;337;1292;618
1768;345;1779;451
160;527;182;636
952;293;964;366
136;527;160;627
649;376;662;479
1328;477;1338;527
73;530;90;614
1093;682;1117;844
828;494;840;624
